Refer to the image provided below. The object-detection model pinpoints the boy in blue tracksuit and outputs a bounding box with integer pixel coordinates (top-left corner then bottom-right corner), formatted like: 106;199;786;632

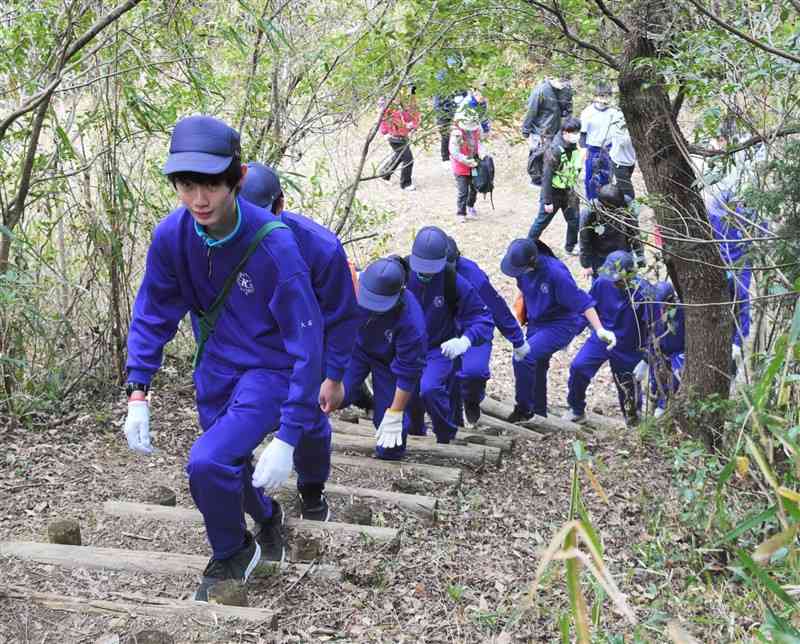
339;258;427;460
405;226;493;443
121;116;330;601
646;281;685;418
500;238;616;422
446;237;527;427
240;162;360;413
567;250;655;426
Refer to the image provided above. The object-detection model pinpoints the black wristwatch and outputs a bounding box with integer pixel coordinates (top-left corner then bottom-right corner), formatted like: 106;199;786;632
125;382;150;397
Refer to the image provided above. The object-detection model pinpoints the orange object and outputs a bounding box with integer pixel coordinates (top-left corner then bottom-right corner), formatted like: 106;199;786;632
348;260;359;294
513;290;527;326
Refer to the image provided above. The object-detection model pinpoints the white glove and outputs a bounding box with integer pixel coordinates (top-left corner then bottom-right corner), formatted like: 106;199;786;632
732;344;743;362
123;401;153;454
376;409;404;449
597;327;617;351
513;340;531;362
441;336;471;359
252;437;295;493
633;360;649;383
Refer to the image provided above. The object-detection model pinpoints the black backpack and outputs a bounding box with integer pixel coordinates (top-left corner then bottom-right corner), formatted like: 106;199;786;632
474;155;495;209
390;255;459;316
527;147;545;186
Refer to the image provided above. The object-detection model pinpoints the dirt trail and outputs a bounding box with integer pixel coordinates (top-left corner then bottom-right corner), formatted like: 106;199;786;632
0;131;680;643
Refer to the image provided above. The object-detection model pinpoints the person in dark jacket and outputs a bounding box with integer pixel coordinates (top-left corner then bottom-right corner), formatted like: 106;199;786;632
339;258;428;460
500;238;615;422
520;77;572;147
446;237;527;427
579;184;644;279
528;117;582;254
405;226;493;443
645;280;685;418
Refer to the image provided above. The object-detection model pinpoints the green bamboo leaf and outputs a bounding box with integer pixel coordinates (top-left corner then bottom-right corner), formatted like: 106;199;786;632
710;505;777;547
576;504;603;559
736;548;796;608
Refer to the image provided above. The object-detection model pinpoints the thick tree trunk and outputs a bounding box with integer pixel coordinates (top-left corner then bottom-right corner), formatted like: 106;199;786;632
619;2;731;447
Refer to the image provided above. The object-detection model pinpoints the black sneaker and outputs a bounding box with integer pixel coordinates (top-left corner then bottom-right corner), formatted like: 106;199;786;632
298;484;331;522
464;401;481;427
256;500;286;563
193;531;261;602
507;406;533;424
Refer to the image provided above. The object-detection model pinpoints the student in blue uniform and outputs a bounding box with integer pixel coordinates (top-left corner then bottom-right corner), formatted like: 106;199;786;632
405;226;493;443
499;238;616;422
122;116;330;601
644;280;685;418
337;258;427;460
240;162;360;420
566;250;655;426
445;237;527;427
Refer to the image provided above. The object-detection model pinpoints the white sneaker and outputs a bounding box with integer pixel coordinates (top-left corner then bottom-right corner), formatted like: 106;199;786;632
402;184;416;192
563;409;587;424
466;206;478;220
442;160;451;168
653;407;665;419
456;214;467;224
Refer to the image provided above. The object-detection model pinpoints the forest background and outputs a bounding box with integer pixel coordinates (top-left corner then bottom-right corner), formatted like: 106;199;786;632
1;0;800;641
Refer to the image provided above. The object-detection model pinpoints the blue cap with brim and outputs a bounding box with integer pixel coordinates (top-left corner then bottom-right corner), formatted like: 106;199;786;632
500;238;538;277
599;250;634;281
240;162;282;208
358;258;405;312
163;115;241;175
410;226;448;274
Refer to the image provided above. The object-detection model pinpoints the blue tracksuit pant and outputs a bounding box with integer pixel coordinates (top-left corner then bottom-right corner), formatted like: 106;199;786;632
405;348;457;443
584;145;612;201
457;341;492;405
188;357;331;559
341;352;408;461
514;322;583;417
567;335;641;419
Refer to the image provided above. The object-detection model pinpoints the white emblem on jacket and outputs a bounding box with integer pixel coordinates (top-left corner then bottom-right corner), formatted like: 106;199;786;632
238;272;254;295
540;283;550;294
434;295;445;308
384;329;394;343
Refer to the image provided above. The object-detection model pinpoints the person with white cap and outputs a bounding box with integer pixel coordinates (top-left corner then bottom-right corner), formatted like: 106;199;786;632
405;226;493;442
500;238;612;423
337;257;428;460
122;115;330;601
449;95;488;222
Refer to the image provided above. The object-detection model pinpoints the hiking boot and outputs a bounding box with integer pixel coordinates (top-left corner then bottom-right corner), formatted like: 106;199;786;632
507;406;533;424
193;531;261;602
624;413;640;428
466;206;478;220
464;401;481;428
564;246;579;256
563;409;587;424
298;484;331;522
255;500;286;563
402;183;416;192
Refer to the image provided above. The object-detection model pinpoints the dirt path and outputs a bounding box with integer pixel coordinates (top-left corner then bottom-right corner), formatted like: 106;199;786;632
0;132;684;643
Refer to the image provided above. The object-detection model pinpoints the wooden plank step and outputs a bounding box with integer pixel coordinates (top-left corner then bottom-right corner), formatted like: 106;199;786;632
476;412;545;442
102;501;397;543
330;432;501;467
330;419;514;453
480;397;593;438
284;478;438;523
0;541;340;579
1;587;275;622
331;453;461;485
550;404;625;433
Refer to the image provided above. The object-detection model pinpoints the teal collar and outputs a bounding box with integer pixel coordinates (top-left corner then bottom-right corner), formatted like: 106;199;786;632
194;199;243;248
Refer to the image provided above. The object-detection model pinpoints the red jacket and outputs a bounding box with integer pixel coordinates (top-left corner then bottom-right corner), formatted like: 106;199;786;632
449;127;481;176
379;104;421;138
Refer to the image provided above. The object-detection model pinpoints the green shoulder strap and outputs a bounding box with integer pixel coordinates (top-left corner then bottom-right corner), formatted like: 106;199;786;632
193;220;288;369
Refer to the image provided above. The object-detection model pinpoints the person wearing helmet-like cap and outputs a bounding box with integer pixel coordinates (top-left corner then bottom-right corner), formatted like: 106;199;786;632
449;95;488;223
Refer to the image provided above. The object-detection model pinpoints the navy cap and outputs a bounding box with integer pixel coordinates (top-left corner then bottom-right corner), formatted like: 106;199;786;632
410;226;448;274
163;115;241;175
654;280;675;303
240;162;282;209
501;238;538;277
600;250;634;281
358;258;406;312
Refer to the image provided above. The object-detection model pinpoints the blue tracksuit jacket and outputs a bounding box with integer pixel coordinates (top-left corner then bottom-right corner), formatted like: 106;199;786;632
126;197;324;448
406;271;493;349
589;275;654;358
518;254;595;328
279;210;359;381
455;256;525;348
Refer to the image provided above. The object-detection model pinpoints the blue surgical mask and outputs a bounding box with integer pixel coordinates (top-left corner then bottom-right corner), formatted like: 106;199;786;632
416;272;434;283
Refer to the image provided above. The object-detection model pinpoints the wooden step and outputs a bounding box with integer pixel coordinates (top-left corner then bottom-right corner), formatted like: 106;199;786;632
102;501;398;542
330;419;514;453
0;541;340;579
476;412;545;442
480;397;593;438
331;453;461;485
1;586;275;622
330;432;501;467
284;479;438;523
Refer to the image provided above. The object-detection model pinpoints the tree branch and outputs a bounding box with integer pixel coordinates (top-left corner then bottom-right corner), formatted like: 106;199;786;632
593;0;629;33
671;84;686;120
684;0;800;65
689;124;800;157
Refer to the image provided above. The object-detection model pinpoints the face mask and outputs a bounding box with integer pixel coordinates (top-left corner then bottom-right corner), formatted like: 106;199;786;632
416;272;434;283
594;99;610;110
563;132;579;144
550;79;564;90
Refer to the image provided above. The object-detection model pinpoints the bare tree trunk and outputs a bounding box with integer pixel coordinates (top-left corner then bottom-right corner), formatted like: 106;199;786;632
620;0;731;448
